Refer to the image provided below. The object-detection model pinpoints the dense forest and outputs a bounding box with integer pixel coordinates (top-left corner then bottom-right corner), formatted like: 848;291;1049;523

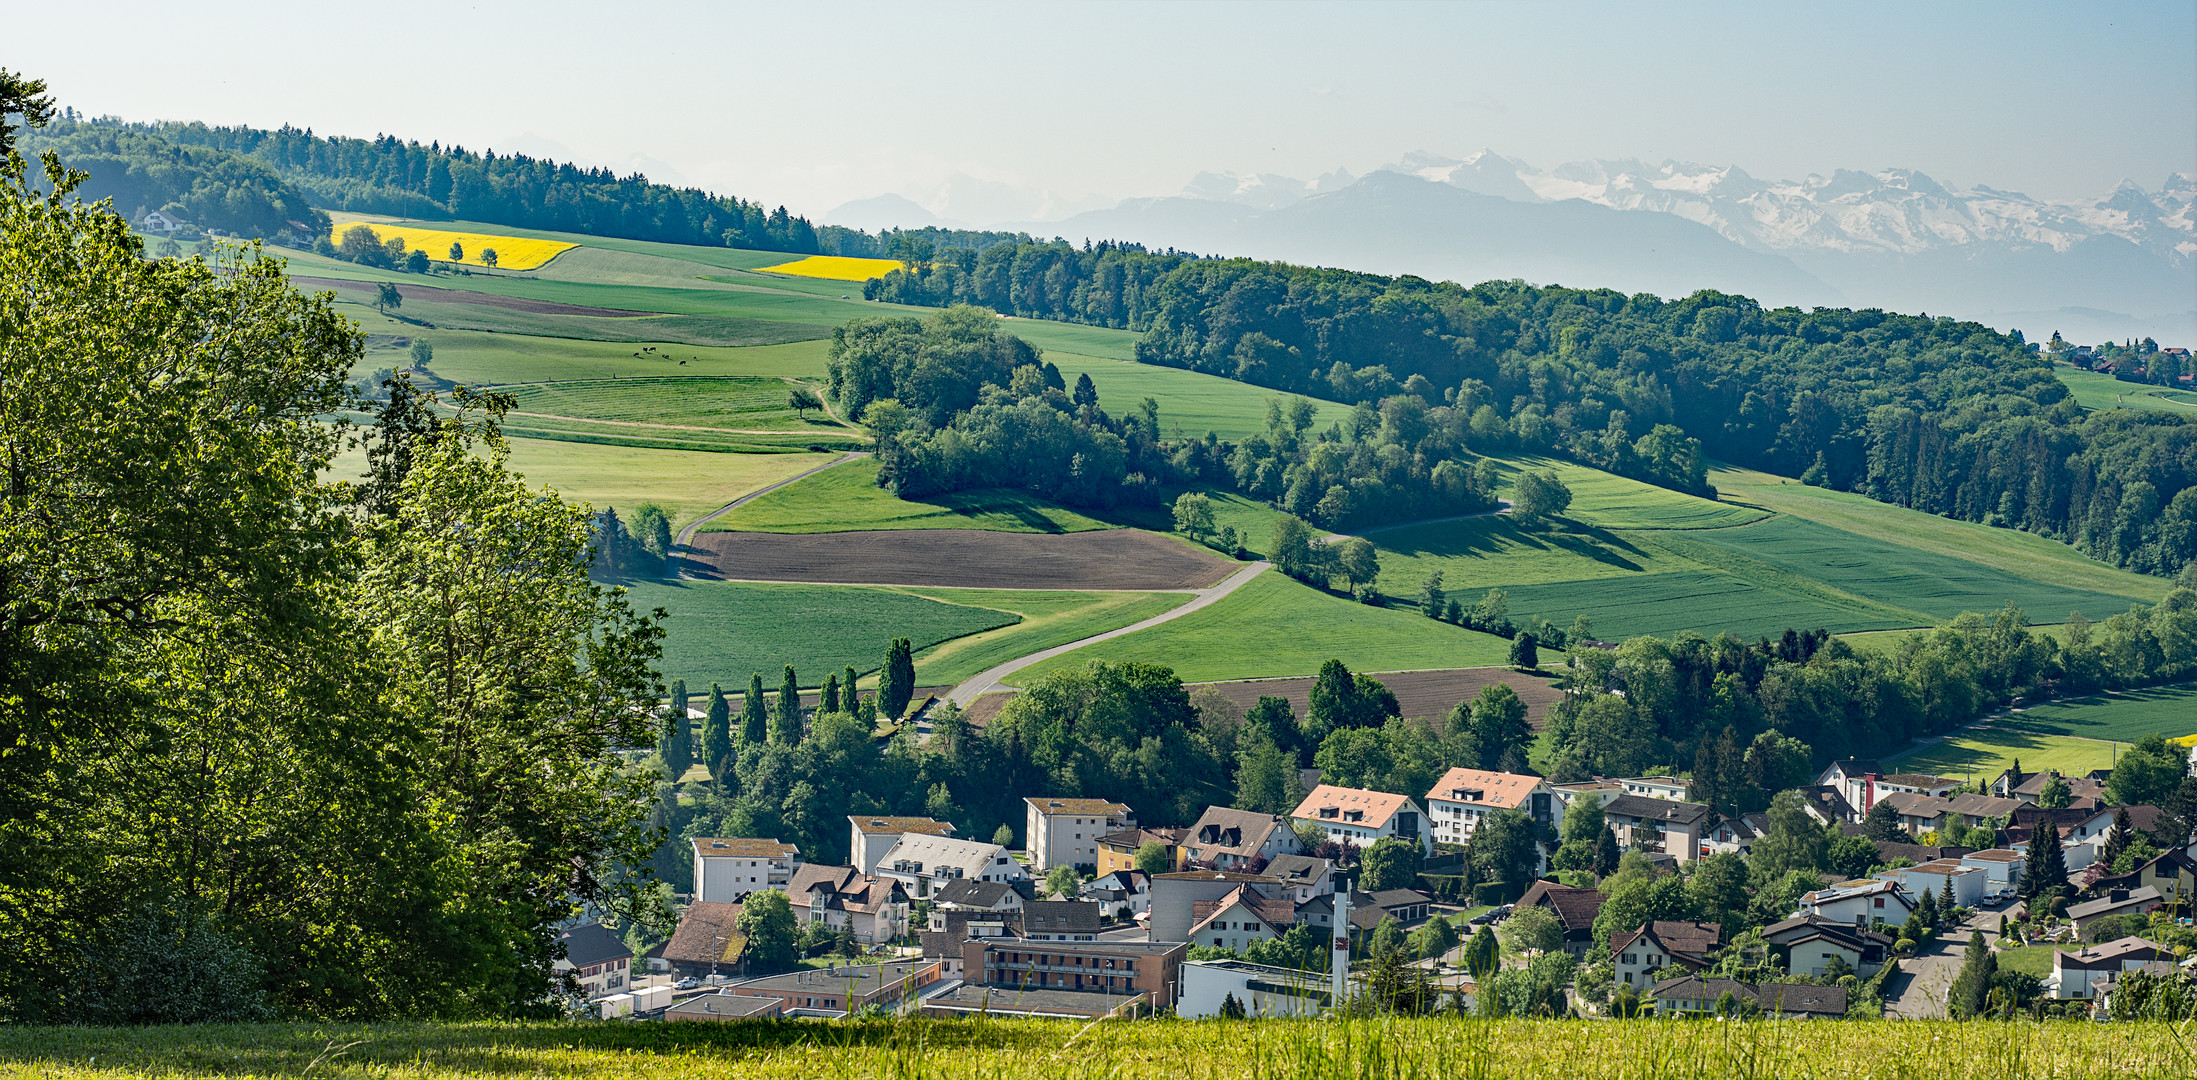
827;305;1508;530
20;115;327;240
869;245;2197;576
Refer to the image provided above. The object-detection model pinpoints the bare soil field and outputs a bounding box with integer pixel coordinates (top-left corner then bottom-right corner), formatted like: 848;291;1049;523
960;692;1017;728
1193;667;1563;727
296;276;653;317
683;529;1237;590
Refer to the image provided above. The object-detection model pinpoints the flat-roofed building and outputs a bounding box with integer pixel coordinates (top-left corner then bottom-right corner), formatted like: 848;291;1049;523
691;837;802;902
1024;797;1136;873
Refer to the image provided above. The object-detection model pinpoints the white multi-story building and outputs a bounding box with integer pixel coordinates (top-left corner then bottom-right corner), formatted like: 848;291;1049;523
1290;785;1430;854
848;815;958;874
1423;768;1559;847
1024;797;1135;873
874;833;1029;900
690;837;803;902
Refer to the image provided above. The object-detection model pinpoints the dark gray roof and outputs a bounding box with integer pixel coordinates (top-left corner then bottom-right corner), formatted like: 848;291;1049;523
935;879;1019;908
1021;900;1103;933
664;993;780;1019
1601;794;1712;826
559;922;632;968
920;983;1134;1017
1264;854;1330;884
1651;976;1848;1016
730;959;937;993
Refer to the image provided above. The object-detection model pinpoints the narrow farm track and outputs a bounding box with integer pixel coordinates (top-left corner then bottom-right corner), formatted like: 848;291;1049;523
672;451;867;566
941;561;1270;707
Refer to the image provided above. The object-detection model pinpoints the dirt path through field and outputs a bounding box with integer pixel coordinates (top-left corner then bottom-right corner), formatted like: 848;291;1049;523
940;561;1270;708
673;452;867;560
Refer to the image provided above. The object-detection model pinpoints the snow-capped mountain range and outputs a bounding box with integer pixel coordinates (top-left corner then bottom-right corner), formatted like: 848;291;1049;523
827;151;2196;343
1381;150;2195;267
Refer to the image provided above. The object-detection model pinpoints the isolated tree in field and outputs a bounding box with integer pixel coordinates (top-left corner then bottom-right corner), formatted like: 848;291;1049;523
374;281;402;316
1173;492;1216;539
1419;570;1445;618
629;502;672;558
1071;372;1099;409
404;250;430;274
879;638;916;719
408;338;433;369
741;672;769;744
338;224;383;264
771;665;802;745
1269;514;1318;580
1509;632;1539;671
1334;537;1380;594
1510;470;1572;525
480;247;498;269
448;240;463;262
787;387;823;419
702;683;733;784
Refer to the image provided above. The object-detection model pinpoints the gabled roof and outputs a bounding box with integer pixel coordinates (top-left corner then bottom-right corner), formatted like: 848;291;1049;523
1794;786;1857;823
787;863;862;897
1021;900;1104;934
1264;854;1331;885
1189;885;1296;936
1601;794;1712;826
2067;887;2161;920
1609;920;1720;964
933;879;1020;908
559;922;631;968
2053;936;2164;970
1098;827;1179;851
1760;914;1894;951
880;833;1014;875
849;815;957;836
662;902;745;967
1878;772;1956;789
1291;785;1417;830
1517;880;1605;933
1821;759;1882;779
691;837;800;859
1651;976;1847;1016
1424;768;1542;809
1879;792;1955;818
2012;772;2107;801
1024;797;1132;817
1084;869;1148;894
1946;793;2023;819
1185;806;1288;858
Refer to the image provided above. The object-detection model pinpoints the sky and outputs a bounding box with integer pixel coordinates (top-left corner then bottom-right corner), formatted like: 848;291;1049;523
13;0;2195;221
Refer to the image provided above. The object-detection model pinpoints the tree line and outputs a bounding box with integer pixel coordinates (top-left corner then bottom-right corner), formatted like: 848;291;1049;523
20;113;329;241
867;242;2197;577
2;84;670;1026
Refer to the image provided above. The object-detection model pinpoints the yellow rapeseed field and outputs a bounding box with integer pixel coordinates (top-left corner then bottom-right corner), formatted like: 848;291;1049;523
326;222;577;271
755;254;906;281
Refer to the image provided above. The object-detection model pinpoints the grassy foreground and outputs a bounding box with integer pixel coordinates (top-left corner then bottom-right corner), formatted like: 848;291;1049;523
2;1017;2185;1080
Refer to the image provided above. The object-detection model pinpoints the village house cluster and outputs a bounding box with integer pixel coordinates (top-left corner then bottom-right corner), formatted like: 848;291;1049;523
567;758;2197;1022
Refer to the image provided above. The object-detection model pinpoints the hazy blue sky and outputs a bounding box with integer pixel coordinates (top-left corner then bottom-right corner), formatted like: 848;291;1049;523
15;0;2194;217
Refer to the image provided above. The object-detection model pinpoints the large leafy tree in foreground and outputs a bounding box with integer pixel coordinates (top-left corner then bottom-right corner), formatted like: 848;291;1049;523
0;126;664;1021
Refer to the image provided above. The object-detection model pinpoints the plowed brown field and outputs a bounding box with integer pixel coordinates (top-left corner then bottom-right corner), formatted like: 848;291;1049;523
683;529;1236;590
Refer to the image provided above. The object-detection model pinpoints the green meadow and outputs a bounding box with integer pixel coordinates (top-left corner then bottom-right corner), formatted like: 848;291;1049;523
2053;362;2197;414
494;377;857;434
1018;570;1514;684
902;588;1195;687
618;580;1021;690
2000;685;2197;742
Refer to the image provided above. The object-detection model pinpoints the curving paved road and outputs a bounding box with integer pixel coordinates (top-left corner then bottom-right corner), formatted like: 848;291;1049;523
942;560;1271;707
672;451;867;576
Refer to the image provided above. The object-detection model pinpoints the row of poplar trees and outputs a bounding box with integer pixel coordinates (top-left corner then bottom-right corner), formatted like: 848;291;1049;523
655;638;918;784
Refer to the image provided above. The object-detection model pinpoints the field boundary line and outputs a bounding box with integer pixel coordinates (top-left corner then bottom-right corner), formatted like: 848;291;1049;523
941;561;1271;707
492;408;859;437
672;451;867;564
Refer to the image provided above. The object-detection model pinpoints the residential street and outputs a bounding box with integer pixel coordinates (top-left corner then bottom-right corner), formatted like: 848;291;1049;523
1881;907;1999;1018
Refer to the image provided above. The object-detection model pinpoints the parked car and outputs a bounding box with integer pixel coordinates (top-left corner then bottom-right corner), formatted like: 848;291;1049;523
673;977;700;990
